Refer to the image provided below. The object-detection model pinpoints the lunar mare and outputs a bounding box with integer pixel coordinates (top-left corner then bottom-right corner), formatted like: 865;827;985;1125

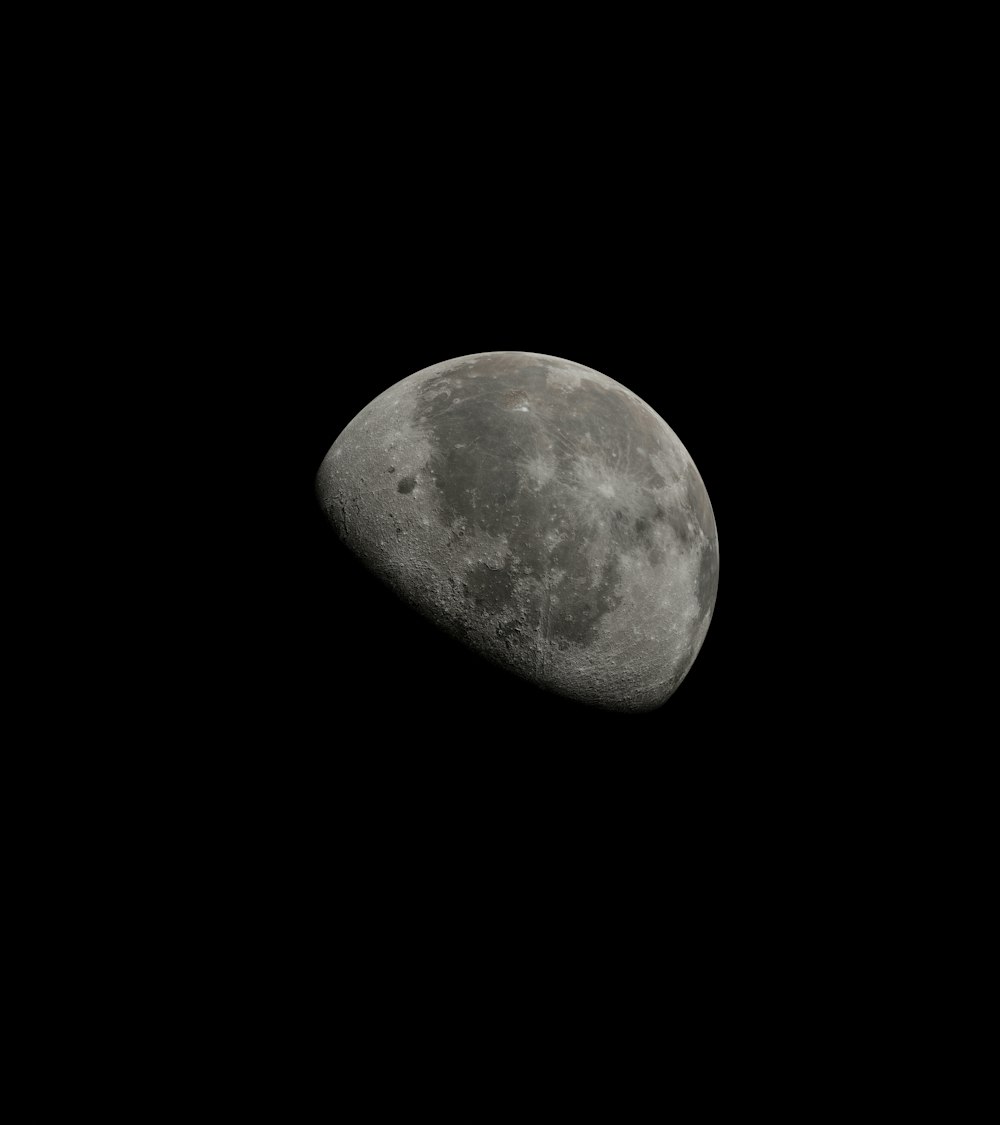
316;351;718;711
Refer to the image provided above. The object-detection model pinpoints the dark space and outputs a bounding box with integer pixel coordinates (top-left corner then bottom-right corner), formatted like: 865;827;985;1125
107;64;911;1085
85;36;910;1082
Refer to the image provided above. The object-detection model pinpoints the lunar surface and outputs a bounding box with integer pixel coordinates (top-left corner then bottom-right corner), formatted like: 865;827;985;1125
315;352;718;711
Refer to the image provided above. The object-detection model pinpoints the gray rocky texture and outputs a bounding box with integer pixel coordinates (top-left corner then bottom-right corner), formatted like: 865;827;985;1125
316;351;718;711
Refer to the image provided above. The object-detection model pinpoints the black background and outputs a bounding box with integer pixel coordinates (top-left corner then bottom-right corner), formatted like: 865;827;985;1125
55;26;934;1081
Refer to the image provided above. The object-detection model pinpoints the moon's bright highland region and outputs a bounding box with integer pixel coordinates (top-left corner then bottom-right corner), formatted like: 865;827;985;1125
316;352;718;711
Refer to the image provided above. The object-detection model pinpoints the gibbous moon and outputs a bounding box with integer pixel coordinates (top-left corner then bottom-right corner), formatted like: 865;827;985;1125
316;351;718;711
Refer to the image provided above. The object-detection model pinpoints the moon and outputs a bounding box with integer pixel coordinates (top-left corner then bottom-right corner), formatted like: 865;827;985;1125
315;351;718;711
